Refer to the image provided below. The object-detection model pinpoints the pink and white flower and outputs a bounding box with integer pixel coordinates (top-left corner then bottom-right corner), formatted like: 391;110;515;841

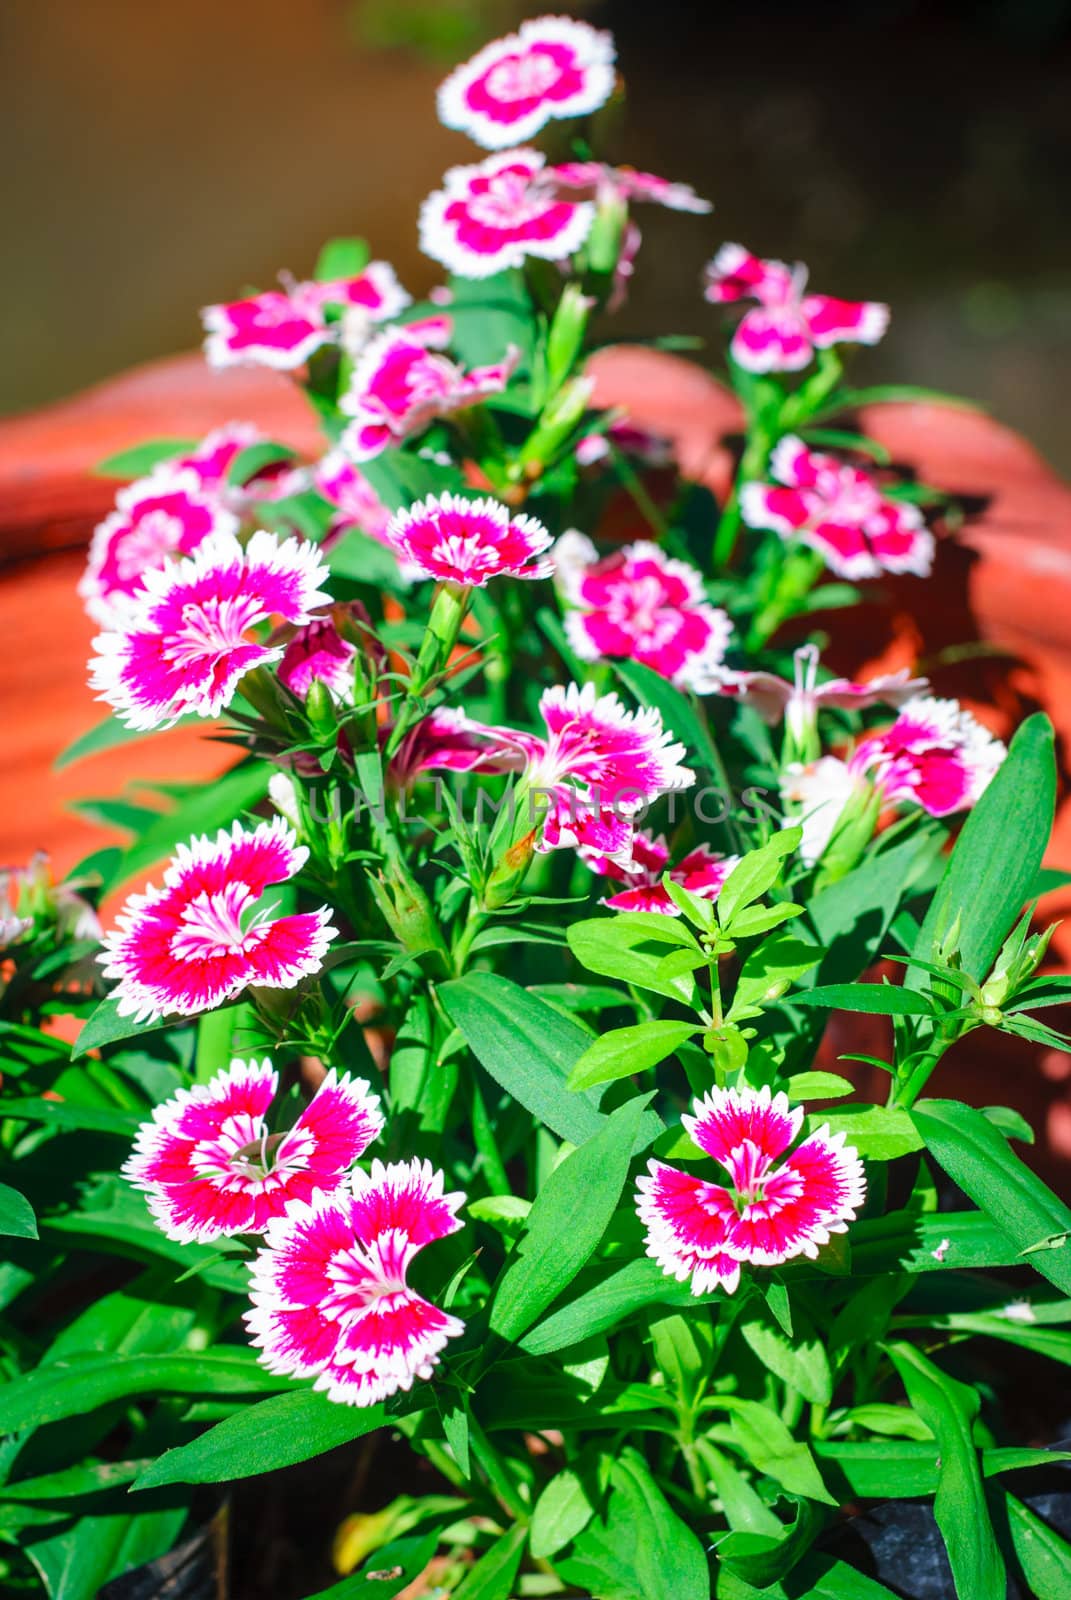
739;436;935;580
165;424;307;511
437;17;615;150
245;1159;465;1407
708;643;928;743
542;161;711;215
704;244;889;373
315;451;392;547
783;695;1005;864
89;530;333;730
79;471;239;625
389;707;537;786
99;818;336;1023
277;614;358;702
554;532;731;690
202;264;410;370
527;682;694;862
419;149;595;279
781;756;869;867
339;326;517;461
174;423;266;491
854;695;1006;816
122;1059;383;1245
636;1085;866;1295
381;492;553;587
583;830;737;915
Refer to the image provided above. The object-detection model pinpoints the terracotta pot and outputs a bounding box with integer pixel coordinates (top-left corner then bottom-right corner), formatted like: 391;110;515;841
2;347;1070;1176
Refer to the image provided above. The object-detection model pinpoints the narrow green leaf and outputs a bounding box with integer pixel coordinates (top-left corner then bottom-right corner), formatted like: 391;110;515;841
452;1523;527;1600
726;1399;836;1505
133;1388;396;1486
94;438;195;477
807;1104;922;1161
739;1305;832;1404
490;1095;652;1344
530;1467;596;1558
911;1099;1071;1295
886;1341;1005;1600
439;972;607;1144
0;1350;286;1434
555;1449;710;1600
718;830;802;929
791;982;936;1016
568;912;700;1004
909;713;1056;985
1006;1492;1071;1600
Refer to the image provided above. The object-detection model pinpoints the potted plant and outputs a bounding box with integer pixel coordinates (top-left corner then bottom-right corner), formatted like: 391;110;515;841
3;16;1071;1600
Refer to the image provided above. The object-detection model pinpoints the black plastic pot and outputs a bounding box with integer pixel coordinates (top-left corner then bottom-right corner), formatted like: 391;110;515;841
820;1446;1071;1599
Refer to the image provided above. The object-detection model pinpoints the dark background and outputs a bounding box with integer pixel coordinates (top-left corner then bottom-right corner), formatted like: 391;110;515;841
3;0;1069;464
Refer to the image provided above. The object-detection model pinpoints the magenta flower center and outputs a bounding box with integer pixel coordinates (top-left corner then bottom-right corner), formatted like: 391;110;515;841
170;884;268;963
467;168;545;226
484;51;561;100
117;511;187;579
169;596;262;668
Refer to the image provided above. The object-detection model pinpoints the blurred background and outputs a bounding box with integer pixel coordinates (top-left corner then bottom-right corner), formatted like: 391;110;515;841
3;0;1070;466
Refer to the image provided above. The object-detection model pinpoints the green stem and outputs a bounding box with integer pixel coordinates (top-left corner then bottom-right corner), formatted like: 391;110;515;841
712;426;772;571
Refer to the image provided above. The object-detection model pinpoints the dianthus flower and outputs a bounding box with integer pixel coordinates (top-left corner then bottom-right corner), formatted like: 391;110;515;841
339;324;517;461
245;1160;466;1407
708;643;928;744
122;1059;383;1245
79;470;239;624
419;149;594;279
554;532;731;691
583;830;737;915
541;161;710;215
526;683;694;863
637;1086;865;1295
381;493;553;587
704;244;888;373
89;530;333;730
437;16;615;149
314;451;392;547
202;264;409;370
740;436;935;580
99;819;336;1022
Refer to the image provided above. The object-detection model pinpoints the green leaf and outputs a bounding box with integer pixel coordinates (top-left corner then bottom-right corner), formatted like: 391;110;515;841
614;658;731;787
133;1388;395;1487
0;1181;38;1239
555;1449;710;1600
521;1258;691;1356
789;1554;903;1598
447;269;535;374
886;1341;1005;1600
909;713;1056;985
0;1460;149;1501
567;1020;700;1090
1006;1492;1071;1600
807;1104;922;1161
452;1524;527;1600
730;932;820;1019
739;1305;832;1404
490;1095;653;1344
911;1099;1071;1295
94;438;195;477
726;1399;836;1505
439;972;607;1145
0;1096;140;1134
69;1001;174;1060
314;236;369;280
785;1072;853;1102
55;713;197;772
567;913;701;1004
530;1467;596;1558
718;831;802;929
0;1350;286;1434
791;982;936;1016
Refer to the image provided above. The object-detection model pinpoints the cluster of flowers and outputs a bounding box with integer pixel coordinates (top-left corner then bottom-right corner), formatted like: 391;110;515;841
123;1057;464;1406
85;14;1006;1410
